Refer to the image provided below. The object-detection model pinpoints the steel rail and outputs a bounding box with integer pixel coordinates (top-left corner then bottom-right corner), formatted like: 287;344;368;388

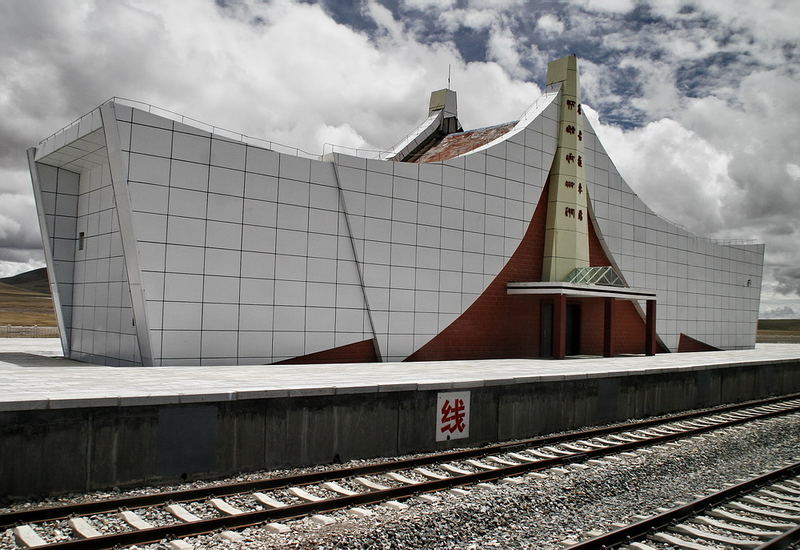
755;524;800;549
2;391;798;529
8;398;800;549
565;460;800;549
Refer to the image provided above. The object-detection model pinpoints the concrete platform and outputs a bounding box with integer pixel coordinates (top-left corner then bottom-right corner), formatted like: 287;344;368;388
3;340;800;411
2;340;800;498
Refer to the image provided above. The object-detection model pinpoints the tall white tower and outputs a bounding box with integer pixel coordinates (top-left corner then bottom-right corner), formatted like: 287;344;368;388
541;55;590;282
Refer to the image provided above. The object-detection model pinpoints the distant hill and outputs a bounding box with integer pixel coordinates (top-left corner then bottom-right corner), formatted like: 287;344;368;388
758;319;800;331
0;268;56;326
756;319;800;343
0;267;50;295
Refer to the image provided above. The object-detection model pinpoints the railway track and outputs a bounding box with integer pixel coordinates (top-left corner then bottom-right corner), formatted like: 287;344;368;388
4;393;800;549
566;460;800;549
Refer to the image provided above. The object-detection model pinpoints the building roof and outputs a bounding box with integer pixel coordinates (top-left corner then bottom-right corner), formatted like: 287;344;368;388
411;121;516;163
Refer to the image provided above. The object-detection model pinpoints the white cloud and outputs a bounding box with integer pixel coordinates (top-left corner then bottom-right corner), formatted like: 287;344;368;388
760;305;797;319
617;57;682;118
467;0;525;9
486;23;529;78
0;259;45;279
401;0;457;10
571;0;637;14
536;14;565;35
586;108;731;235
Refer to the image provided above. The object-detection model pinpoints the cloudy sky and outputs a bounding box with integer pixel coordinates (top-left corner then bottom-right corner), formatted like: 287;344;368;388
1;0;798;317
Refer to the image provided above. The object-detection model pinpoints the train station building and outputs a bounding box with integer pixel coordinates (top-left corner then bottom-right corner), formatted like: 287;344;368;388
28;55;764;367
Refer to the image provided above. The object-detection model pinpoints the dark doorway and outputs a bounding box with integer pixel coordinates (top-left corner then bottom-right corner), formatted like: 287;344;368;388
540;302;553;357
566;303;581;355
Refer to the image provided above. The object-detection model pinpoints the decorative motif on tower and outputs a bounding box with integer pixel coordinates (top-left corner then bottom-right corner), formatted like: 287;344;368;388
541;55;590;282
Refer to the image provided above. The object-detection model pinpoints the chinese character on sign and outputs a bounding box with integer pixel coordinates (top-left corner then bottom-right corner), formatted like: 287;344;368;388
577;104;583;114
436;391;470;441
564;180;575;188
577;155;583;167
565;153;575;163
441;399;465;433
578;209;584;221
565;125;576;134
578;182;583;194
578;130;583;141
566;99;576;110
565;207;576;218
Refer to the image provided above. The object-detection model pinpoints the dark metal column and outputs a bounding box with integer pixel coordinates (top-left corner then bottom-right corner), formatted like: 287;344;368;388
603;297;615;357
553;294;567;359
645;299;657;356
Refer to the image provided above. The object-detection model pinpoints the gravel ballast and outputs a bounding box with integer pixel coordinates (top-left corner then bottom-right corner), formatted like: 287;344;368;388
177;413;800;549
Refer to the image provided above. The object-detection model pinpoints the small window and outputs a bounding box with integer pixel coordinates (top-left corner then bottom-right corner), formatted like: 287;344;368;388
78;232;85;251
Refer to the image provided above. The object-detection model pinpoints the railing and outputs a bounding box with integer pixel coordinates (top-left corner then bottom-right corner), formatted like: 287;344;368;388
321;143;394;160
0;325;59;338
709;238;761;246
38;97;322;161
653;213;760;247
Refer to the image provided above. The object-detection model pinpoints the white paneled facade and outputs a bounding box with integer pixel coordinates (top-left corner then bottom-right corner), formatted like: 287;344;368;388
30;89;762;366
113;104;373;365
31;122;141;367
333;94;558;361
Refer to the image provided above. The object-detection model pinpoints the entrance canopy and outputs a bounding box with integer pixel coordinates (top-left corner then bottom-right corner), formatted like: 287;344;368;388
507;282;658;359
507;281;656;301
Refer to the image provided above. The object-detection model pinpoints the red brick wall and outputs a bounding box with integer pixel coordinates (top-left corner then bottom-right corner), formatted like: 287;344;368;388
678;333;720;352
408;185;659;360
578;298;605;355
276;338;379;364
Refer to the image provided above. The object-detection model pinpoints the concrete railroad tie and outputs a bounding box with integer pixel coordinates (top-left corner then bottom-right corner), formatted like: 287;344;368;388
288;486;324;502
384;471;420;485
487;455;520;466
651;531;717;550
68;517;102;539
464;459;498;470
264;522;291;534
118;510;153;530
414;467;449;480
347;507;373;518
166;504;202;523
670;523;761;547
13;525;47;548
310;514;336;526
440;463;471;476
355;477;390;491
321;481;359;496
209;498;244;515
253;492;288;508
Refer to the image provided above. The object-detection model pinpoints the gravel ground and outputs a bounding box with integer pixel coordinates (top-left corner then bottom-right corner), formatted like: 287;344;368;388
154;413;800;550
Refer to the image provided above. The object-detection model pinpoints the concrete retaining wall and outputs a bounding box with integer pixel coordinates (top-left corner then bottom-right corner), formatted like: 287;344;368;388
2;361;799;499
